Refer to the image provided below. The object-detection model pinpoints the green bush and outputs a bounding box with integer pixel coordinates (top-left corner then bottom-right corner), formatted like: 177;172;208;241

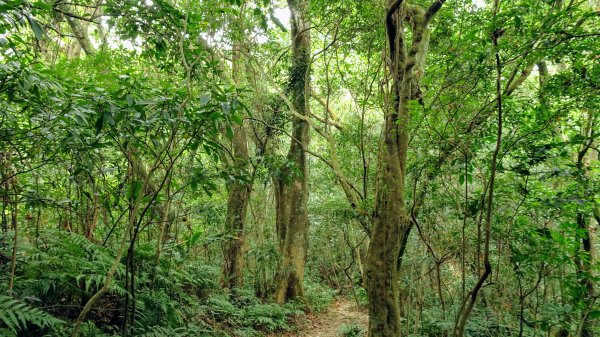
354;287;369;307
338;323;366;337
242;302;304;332
303;279;336;313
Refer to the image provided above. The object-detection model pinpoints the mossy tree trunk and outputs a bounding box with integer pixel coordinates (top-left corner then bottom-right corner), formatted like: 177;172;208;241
222;61;251;291
365;1;444;336
223;3;251;291
274;0;311;304
222;127;250;290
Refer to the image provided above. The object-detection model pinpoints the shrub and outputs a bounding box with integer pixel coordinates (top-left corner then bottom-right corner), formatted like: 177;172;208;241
338;323;366;337
303;279;336;313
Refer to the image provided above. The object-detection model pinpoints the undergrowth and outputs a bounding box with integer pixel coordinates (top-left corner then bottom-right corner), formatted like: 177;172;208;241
338;323;366;337
0;230;306;336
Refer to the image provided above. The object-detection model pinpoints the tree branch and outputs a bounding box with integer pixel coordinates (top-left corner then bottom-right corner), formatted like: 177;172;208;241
386;0;405;68
425;0;446;24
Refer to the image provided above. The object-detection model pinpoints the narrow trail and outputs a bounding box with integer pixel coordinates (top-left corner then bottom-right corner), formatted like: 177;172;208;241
274;298;368;337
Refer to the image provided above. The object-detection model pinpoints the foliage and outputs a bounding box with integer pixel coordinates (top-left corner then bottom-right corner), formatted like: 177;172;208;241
338;323;366;337
0;0;598;336
0;228;302;336
303;279;336;313
0;294;64;335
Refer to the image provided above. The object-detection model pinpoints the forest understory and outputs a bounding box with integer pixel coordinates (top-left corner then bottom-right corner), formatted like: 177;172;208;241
0;0;599;336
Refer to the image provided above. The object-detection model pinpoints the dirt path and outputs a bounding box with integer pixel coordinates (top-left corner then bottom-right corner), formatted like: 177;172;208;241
274;299;368;337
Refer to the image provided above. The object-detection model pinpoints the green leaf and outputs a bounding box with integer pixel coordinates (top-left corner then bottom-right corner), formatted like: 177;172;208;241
0;295;63;332
94;113;104;135
188;230;203;248
221;102;231;114
562;304;573;314
200;93;211;106
589;310;600;320
231;113;243;125
126;94;134;107
26;15;46;41
127;180;143;200
32;1;52;10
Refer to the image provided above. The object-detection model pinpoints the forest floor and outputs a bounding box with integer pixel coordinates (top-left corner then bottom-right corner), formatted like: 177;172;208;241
272;298;368;337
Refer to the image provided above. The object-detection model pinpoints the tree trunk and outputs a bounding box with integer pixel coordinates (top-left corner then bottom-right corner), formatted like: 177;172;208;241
60;3;97;56
222;6;252;290
576;214;594;337
574;111;596;337
222;122;251;289
274;0;311;304
365;1;444;336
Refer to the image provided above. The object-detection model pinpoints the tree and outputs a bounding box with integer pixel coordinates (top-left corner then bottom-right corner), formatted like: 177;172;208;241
274;0;312;304
364;1;445;335
1;0;598;336
222;1;252;292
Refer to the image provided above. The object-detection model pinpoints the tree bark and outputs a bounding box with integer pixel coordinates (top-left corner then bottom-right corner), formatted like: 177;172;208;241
365;1;444;336
222;4;252;291
274;0;311;304
222;108;251;291
574;110;596;337
56;2;98;56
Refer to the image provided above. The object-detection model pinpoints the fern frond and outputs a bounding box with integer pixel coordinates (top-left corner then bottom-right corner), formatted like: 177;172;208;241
0;295;64;333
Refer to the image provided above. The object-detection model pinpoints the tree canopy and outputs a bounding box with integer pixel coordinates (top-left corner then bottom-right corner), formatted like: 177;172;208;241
0;0;599;336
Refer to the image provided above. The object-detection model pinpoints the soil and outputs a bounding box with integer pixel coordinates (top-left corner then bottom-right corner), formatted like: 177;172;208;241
270;298;368;337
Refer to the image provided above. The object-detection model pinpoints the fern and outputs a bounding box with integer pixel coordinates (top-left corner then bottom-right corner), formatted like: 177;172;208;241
22;230;127;298
242;303;292;332
233;327;261;337
137;326;183;337
137;324;216;337
204;294;239;318
0;295;64;333
0;328;16;337
135;289;185;328
338;323;366;337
